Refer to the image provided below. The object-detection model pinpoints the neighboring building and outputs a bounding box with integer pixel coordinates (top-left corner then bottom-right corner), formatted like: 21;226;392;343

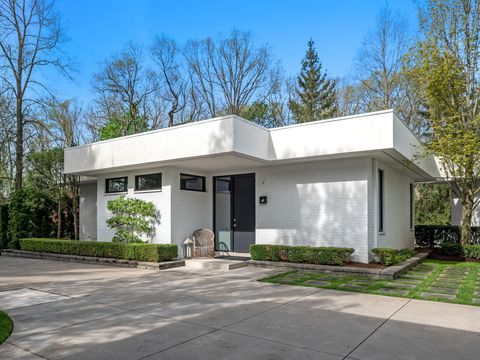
64;110;441;262
451;192;480;226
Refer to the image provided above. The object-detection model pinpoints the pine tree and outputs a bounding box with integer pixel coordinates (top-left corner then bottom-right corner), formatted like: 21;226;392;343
289;40;337;122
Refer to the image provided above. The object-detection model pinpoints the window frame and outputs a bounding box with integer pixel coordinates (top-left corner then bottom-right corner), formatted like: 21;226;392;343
378;169;385;233
105;176;128;194
180;173;206;192
409;183;414;230
134;173;162;192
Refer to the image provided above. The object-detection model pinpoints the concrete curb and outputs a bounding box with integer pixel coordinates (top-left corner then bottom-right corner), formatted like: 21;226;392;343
247;251;431;279
0;250;185;270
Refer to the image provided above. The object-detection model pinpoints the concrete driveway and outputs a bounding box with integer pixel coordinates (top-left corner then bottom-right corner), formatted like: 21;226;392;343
0;257;480;360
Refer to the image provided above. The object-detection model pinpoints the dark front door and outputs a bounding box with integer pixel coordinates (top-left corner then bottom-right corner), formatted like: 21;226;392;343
214;173;255;253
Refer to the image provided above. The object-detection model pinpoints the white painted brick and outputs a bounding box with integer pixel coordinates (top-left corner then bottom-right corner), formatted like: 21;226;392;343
256;158;370;262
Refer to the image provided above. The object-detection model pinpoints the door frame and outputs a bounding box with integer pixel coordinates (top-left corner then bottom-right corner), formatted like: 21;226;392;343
213;172;256;252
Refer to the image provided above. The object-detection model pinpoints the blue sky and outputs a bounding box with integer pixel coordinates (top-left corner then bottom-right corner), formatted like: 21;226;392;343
52;0;418;104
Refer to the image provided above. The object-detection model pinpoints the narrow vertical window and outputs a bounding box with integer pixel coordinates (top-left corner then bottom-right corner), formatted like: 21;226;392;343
378;169;384;232
410;183;414;229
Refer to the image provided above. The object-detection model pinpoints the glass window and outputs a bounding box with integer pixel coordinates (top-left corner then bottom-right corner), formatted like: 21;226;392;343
180;174;205;192
135;173;162;191
106;177;128;193
378;169;384;232
410;183;414;229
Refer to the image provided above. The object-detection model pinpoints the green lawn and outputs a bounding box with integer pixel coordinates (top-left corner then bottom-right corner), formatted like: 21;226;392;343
260;259;480;306
0;311;13;344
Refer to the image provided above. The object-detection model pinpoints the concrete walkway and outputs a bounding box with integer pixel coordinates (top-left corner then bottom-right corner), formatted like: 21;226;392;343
0;257;479;359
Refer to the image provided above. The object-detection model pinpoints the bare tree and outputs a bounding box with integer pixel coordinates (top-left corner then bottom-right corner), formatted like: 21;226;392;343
92;41;158;138
0;0;70;190
46;98;83;239
0;91;15;199
184;30;281;117
355;6;407;110
150;35;187;127
336;78;364;117
352;6;429;137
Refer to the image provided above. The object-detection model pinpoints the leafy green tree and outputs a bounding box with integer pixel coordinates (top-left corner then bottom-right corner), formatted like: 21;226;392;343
408;0;480;244
415;183;451;225
8;187;56;248
99;115;149;141
289;39;337;122
106;196;157;243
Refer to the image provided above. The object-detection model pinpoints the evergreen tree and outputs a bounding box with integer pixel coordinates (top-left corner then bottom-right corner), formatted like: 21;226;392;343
289;40;337;122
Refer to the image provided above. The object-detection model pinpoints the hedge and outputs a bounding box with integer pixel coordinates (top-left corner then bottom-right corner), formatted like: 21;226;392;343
19;238;178;262
464;245;480;260
437;244;480;260
249;244;354;266
415;225;480;248
371;248;416;266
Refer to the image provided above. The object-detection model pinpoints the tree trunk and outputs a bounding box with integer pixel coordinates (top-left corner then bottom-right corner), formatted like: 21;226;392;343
14;96;23;190
460;193;474;245
71;181;79;240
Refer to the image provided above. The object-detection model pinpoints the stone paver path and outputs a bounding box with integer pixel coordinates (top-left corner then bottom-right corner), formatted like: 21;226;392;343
263;260;480;306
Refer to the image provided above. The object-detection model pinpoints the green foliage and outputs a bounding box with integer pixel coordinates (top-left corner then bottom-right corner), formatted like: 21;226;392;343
440;242;463;256
0;203;9;249
240;101;269;122
463;245;480;260
0;311;13;345
414;225;480;248
415;183;450;225
99;114;148;140
26;148;64;190
407;0;480;244
249;244;354;266
371;248;416;266
19;238;177;262
8;188;56;248
106;196;157;243
289;39;337;122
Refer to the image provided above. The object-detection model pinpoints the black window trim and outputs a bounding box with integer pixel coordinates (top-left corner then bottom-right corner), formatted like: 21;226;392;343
105;176;128;194
409;183;414;230
180;173;206;192
134;173;162;192
378;169;384;233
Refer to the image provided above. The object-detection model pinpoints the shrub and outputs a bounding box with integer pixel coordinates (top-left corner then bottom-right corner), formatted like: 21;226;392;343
371;248;416;266
440;242;463;256
18;238;177;262
249;244;354;266
106;196;157;243
414;225;480;248
463;245;480;260
8;188;56;248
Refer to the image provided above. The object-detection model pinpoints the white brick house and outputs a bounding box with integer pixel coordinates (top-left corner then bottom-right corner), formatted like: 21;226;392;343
65;110;441;262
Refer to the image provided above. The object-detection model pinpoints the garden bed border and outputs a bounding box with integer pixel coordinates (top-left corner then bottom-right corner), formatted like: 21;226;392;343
0;249;185;270
247;250;431;279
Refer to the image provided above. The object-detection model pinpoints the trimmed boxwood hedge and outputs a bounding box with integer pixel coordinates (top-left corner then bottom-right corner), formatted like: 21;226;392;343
464;245;480;260
249;244;354;266
437;244;480;260
19;238;177;262
371;248;416;266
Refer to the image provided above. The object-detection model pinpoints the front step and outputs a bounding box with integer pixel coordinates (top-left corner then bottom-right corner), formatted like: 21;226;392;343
185;258;248;271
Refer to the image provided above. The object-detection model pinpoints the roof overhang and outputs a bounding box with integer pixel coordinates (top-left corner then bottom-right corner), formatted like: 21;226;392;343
64;110;442;181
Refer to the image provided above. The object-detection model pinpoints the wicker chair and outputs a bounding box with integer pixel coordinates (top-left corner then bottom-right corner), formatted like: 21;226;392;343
192;228;215;258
